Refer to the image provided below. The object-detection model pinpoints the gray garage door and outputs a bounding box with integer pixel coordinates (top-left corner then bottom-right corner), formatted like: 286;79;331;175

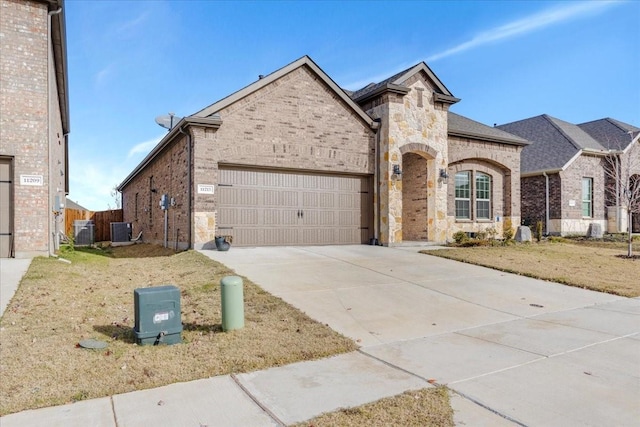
0;158;12;258
217;167;372;246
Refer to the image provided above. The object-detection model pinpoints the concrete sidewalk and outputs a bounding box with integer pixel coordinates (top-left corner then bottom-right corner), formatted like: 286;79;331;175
2;351;473;427
1;245;639;426
0;258;31;316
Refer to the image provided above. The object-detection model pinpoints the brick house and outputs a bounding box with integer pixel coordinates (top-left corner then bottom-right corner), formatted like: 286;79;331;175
118;56;528;249
0;0;70;258
498;115;640;235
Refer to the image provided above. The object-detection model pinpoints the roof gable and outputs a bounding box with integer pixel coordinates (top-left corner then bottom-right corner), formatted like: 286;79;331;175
349;62;459;104
192;56;377;129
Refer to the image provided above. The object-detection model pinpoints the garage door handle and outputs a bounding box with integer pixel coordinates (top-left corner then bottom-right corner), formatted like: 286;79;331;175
297;210;304;219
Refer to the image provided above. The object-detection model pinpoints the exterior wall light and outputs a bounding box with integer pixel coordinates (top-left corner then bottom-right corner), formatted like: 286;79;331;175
390;164;402;181
439;168;449;183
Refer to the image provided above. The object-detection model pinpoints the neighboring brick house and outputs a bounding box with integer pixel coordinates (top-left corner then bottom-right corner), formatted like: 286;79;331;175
498;115;640;235
118;56;528;249
0;0;70;258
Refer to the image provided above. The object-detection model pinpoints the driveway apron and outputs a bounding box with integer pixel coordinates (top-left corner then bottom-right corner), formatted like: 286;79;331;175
200;245;639;426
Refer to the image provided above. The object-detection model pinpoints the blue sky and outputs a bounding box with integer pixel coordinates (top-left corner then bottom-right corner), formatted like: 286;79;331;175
65;0;640;210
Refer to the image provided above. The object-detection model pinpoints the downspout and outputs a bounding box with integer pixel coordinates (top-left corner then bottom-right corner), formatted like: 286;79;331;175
48;6;63;256
373;118;382;245
616;154;621;233
543;172;549;235
178;126;192;249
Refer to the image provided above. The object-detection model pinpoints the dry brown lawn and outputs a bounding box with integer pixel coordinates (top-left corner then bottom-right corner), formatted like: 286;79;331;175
0;244;357;416
423;240;640;297
293;387;453;427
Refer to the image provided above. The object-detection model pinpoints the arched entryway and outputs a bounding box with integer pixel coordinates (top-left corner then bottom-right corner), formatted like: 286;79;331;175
401;152;432;241
400;144;437;242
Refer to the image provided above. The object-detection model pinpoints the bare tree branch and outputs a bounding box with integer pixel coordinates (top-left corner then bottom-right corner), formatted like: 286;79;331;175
603;133;640;257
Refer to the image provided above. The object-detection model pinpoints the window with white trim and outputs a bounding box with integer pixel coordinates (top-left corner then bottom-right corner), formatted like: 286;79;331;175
455;170;493;221
476;173;491;220
582;177;593;218
455;171;471;219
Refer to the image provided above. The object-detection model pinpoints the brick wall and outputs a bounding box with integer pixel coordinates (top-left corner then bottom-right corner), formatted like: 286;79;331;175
121;135;191;249
559;154;606;221
447;136;523;238
200;66;375;174
402;153;428;240
191;66;375;248
0;0;65;257
122;64;376;249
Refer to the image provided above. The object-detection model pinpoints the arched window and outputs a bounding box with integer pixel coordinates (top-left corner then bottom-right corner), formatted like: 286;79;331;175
476;173;491;220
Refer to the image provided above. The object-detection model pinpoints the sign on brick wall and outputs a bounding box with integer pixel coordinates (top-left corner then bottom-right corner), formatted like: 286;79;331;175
20;175;43;186
197;184;215;194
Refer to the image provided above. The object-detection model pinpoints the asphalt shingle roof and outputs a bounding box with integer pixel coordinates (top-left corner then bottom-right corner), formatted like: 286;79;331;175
578;118;640;150
496;115;598;173
448;112;528;145
498;115;640;174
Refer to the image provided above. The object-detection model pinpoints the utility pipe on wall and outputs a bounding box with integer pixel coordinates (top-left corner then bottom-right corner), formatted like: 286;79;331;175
47;6;62;256
373;118;382;245
178;126;192;249
543;172;549;235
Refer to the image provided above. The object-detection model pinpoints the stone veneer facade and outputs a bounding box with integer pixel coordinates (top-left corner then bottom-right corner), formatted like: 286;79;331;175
358;73;450;244
0;0;68;257
357;72;522;244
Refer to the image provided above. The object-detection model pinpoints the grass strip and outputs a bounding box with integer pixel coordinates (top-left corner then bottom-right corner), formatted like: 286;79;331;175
0;245;357;415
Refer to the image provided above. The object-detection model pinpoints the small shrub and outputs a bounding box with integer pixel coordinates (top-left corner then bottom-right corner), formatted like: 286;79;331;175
452;231;468;244
485;227;498;240
460;239;490;247
476;228;488;240
503;218;514;241
535;221;544;242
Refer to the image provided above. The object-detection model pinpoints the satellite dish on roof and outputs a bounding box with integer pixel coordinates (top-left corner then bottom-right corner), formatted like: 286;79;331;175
155;112;181;131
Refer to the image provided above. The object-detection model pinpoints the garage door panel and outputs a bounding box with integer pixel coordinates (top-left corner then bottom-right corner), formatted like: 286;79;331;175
217;167;371;246
302;192;319;208
302;228;336;245
264;228;299;245
302;210;335;226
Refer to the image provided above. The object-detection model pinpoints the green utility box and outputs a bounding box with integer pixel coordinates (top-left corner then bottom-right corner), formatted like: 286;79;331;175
133;285;182;345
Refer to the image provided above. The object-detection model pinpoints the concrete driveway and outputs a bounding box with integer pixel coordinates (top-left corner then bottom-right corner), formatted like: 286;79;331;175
202;245;640;426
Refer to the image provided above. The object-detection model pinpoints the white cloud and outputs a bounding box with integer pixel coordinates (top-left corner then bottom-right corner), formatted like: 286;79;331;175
426;1;618;62
95;63;116;86
68;161;127;211
68;134;165;211
112;10;151;39
127;135;164;159
342;1;619;90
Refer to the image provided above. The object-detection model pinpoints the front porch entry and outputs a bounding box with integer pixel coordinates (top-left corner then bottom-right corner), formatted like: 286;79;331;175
401;152;432;242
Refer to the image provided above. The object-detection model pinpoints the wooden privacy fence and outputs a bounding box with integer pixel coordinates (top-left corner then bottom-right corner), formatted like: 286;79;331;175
65;209;123;242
